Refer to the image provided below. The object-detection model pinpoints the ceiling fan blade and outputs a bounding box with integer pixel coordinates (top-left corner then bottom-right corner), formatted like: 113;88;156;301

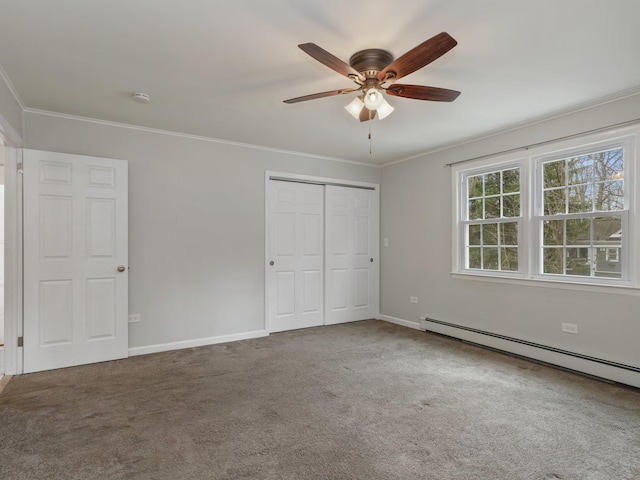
385;84;461;102
359;107;377;122
283;88;358;104
378;32;457;81
299;43;364;81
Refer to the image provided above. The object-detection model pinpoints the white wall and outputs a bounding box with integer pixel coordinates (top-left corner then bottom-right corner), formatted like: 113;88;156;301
380;92;640;385
24;111;380;351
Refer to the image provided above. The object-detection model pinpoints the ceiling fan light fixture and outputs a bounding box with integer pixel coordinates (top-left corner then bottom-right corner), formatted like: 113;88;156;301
376;97;394;120
363;88;384;110
345;96;365;119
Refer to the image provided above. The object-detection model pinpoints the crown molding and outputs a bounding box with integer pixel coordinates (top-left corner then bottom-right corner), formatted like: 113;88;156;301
380;86;640;168
23;108;379;168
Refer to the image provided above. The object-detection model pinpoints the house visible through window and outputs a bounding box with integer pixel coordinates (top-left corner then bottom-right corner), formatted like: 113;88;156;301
452;126;638;288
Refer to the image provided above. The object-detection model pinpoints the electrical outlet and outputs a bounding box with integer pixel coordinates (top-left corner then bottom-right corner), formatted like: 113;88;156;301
128;314;141;323
410;297;418;304
561;322;578;334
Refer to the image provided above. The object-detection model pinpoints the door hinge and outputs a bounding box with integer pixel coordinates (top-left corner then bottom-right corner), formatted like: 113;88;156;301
17;336;23;347
17;161;24;174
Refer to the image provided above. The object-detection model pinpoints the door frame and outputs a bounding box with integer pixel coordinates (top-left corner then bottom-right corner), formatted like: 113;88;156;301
0;131;23;375
264;171;380;333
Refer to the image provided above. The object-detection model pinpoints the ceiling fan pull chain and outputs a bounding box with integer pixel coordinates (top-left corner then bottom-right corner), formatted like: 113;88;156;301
368;117;372;154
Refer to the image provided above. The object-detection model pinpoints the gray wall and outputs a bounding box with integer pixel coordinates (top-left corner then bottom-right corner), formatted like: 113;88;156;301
380;93;640;375
0;73;23;141
24;111;380;349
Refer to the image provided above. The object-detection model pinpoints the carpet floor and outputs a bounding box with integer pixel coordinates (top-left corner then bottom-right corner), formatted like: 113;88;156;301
1;320;639;479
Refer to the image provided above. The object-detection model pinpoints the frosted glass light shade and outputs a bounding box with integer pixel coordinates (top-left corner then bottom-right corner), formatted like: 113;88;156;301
363;88;384;110
376;97;394;120
345;96;365;119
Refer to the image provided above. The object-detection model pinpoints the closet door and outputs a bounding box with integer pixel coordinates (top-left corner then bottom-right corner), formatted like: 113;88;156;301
267;181;324;332
325;186;377;324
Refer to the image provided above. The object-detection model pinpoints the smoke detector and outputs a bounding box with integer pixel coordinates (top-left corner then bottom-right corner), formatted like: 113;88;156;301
131;92;151;103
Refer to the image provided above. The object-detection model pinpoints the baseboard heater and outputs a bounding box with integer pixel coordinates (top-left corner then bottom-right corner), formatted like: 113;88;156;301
420;317;640;374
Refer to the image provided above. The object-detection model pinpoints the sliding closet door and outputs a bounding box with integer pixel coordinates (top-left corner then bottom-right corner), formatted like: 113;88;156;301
325;185;377;325
267;181;324;333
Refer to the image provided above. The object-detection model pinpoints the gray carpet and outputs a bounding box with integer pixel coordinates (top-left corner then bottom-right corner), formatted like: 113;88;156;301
1;320;639;480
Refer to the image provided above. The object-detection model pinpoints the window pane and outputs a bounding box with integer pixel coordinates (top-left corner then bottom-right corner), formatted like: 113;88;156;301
595;247;622;279
485;197;501;219
503;194;520;217
568;155;593;185
566;248;591;276
468;199;483;220
544;188;566;215
468;247;481;269
501;248;518;271
543;160;565;188
468;224;481;246
543;248;563;274
568;185;592;213
483;223;498;245
483;247;499;270
594;181;624;211
593;148;623;182
468;175;483;198
566;218;590;245
502;168;520;193
485;172;500;196
543;220;564;246
593;216;621;243
500;222;518;246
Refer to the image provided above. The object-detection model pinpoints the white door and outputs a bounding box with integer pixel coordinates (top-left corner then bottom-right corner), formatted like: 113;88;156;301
325;185;377;325
267;181;324;333
23;150;128;373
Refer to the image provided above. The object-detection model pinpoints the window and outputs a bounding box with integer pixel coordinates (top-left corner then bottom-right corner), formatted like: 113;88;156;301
538;147;625;280
453;126;638;288
463;167;521;272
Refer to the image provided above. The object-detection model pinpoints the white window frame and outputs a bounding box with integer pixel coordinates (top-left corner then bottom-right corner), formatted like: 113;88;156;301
458;160;527;277
452;125;640;293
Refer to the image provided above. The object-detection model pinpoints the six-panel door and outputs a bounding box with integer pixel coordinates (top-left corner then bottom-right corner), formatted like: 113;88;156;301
268;181;324;332
325;186;376;325
23;150;128;373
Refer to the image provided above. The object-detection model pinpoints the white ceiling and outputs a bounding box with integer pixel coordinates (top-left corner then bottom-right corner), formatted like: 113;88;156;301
1;0;639;165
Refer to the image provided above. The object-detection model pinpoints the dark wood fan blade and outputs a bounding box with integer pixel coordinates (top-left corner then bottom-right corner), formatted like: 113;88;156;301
299;43;364;80
359;107;377;122
378;32;457;81
283;88;358;104
386;84;460;102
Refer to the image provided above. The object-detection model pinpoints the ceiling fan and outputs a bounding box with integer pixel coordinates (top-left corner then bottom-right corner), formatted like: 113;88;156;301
283;32;461;121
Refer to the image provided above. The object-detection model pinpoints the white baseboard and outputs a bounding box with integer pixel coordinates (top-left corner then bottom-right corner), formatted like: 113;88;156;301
128;330;269;357
378;314;421;330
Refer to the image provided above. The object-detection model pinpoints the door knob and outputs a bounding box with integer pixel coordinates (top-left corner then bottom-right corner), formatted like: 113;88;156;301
270;261;275;266
117;265;126;272
370;258;374;263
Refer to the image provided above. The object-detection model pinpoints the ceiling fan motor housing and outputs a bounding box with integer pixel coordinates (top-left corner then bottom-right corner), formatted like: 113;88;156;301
349;49;394;78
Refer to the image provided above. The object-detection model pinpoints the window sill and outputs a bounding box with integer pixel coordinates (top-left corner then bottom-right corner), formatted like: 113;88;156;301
451;271;640;296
